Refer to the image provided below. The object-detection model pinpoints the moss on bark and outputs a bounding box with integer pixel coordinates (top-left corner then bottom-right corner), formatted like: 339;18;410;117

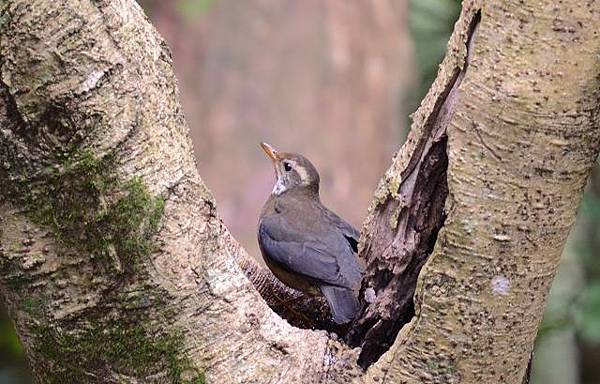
6;149;165;273
32;320;204;384
1;148;204;383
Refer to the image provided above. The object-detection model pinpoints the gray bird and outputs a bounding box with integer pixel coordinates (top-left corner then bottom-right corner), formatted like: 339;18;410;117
257;142;363;324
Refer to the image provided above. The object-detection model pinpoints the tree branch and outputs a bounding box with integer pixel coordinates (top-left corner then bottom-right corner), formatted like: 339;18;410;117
0;1;355;382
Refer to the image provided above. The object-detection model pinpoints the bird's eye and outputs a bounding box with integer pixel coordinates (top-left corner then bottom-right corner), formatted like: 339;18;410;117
283;162;292;172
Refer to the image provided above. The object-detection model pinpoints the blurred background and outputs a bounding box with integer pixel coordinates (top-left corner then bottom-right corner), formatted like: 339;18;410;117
1;1;598;383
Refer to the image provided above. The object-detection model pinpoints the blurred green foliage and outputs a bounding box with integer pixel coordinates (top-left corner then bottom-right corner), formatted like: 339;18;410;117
576;282;600;342
0;309;22;361
0;305;29;383
176;0;214;21
409;0;461;100
573;191;600;344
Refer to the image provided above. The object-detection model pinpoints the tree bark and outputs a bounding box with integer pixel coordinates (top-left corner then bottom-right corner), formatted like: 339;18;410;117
353;1;600;382
0;1;599;384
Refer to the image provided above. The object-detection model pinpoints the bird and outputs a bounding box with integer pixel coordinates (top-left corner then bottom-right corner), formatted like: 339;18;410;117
257;142;364;324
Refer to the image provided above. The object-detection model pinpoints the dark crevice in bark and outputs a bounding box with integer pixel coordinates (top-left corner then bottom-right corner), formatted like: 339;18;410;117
237;253;350;335
0;78;92;168
521;352;533;384
346;11;481;369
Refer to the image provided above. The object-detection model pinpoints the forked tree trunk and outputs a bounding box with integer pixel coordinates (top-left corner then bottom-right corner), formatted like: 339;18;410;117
0;1;599;384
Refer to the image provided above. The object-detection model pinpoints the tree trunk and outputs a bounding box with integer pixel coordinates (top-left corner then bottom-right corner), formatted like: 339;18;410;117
0;1;599;384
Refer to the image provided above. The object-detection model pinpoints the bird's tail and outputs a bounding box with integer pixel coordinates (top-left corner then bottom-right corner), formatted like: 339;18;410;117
321;285;359;324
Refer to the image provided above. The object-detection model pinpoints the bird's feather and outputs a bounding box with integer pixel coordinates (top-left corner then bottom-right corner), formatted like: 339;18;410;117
258;212;362;290
323;209;360;252
320;285;360;324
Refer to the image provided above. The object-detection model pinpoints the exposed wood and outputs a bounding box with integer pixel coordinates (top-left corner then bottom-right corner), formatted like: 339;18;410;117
347;10;481;368
361;1;600;382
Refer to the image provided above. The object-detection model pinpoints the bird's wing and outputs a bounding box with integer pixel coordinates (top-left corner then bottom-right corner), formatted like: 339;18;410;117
322;209;360;252
258;214;361;289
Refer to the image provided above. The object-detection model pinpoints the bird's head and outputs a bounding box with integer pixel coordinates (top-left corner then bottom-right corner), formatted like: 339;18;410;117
260;142;320;196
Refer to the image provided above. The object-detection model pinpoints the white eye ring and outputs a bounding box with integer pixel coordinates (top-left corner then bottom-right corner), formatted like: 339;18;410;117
283;162;292;172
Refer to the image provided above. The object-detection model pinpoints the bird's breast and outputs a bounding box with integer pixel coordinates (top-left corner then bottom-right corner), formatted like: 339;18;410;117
262;255;320;295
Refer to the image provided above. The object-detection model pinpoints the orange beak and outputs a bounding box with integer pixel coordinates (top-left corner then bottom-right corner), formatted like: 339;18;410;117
260;142;279;161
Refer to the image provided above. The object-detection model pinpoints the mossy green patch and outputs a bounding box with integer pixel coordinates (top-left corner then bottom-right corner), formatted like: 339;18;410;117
33;320;204;384
425;358;456;377
388;176;401;199
3;149;203;382
0;260;33;290
22;296;47;317
20;150;165;273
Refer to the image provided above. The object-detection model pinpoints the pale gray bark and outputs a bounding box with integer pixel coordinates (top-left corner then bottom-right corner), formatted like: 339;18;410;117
0;1;599;384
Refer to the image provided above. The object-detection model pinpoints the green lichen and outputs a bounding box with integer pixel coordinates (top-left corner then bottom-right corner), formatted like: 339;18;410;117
2;148;204;382
388;176;401;198
22;296;47;317
0;258;33;290
3;149;205;382
23;289;205;383
425;358;457;378
33;320;204;384
117;287;168;311
21;150;165;273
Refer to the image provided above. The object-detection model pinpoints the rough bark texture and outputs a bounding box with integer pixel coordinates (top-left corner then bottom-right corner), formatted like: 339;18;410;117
0;1;599;384
357;0;600;382
347;10;480;367
0;1;358;383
